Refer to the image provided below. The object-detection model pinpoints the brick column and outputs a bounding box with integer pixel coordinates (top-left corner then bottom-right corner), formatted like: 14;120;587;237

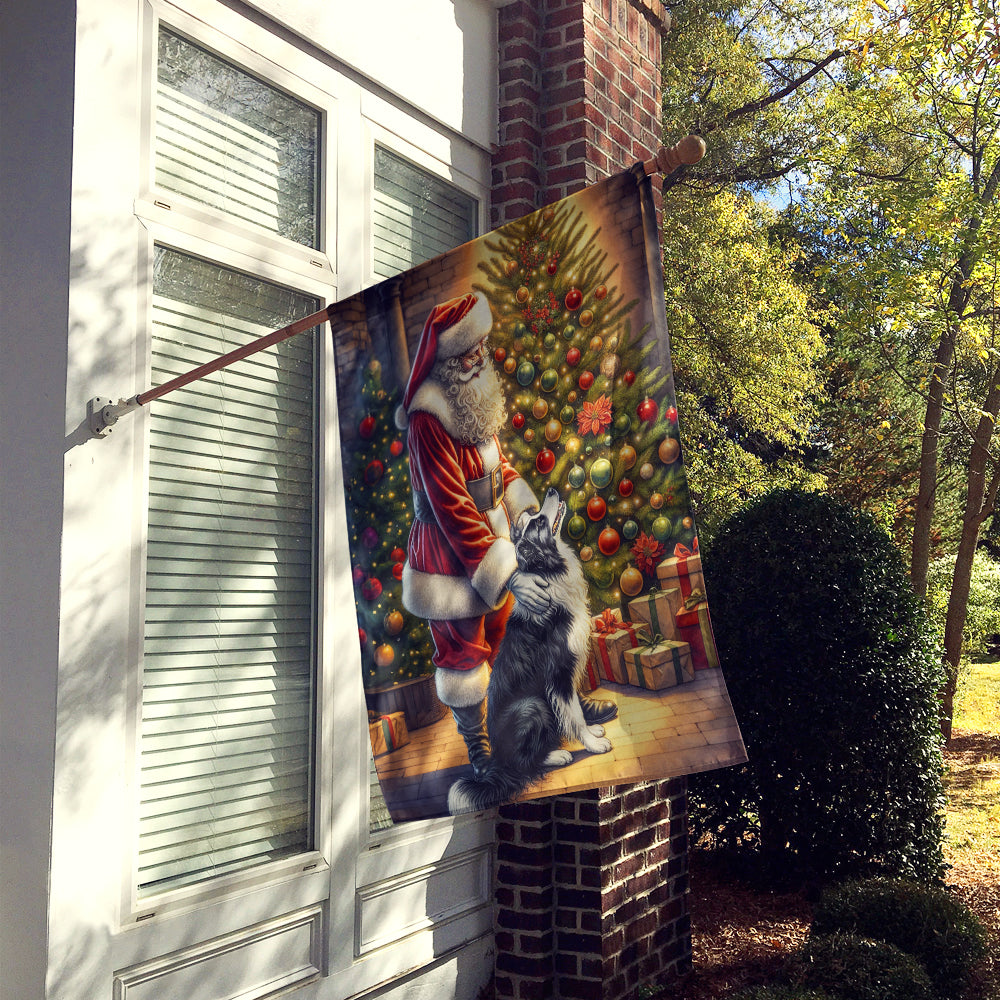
491;4;689;998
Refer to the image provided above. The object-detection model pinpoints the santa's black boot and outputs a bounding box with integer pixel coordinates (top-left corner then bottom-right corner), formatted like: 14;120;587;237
450;701;491;779
580;694;618;726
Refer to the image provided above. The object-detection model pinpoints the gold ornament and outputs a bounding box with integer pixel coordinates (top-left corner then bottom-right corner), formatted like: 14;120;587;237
374;643;395;669
600;353;620;378
544;418;562;442
589;335;603;352
524;428;535;443
516;286;530;303
384;610;404;635
650;492;664;509
620;566;644;597
682;516;694;529
532;397;549;420
639;462;654;480
619;444;637;469
658;437;680;464
565;436;582;456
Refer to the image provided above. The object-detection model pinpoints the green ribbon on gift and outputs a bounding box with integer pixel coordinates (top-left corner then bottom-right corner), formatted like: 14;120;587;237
682;588;706;611
639;588;668;635
640;631;666;651
638;632;687;686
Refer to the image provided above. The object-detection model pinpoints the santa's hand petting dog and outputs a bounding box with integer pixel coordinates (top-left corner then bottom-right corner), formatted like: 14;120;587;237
398;292;616;778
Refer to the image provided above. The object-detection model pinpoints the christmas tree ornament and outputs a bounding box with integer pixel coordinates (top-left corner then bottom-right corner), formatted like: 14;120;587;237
516;361;536;386
494;347;506;363
631;531;666;575
659;437;680;463
359;414;376;439
622;519;639;540
504;356;517;374
385;610;404;636
361;526;379;549
589;457;613;489
544;419;562;443
598;526;621;556
512;412;525;429
536;448;556;474
359;627;367;647
567;514;587;539
533;353;542;364
546;259;558;276
637;397;659;423
562;323;576;340
393;561;404;581
579;545;594;562
623;369;636;387
579;309;594;327
566;346;581;366
532;397;549;420
619;443;637;469
367;358;382;377
649;492;664;509
603;434;614;447
587;496;607;521
516;285;530;303
362;577;383;601
578;370;595;391
666;405;678;422
565;435;582;456
600;353;619;378
374;643;395;669
594;284;608;300
389;439;404;457
618;477;634;497
567;390;578;404
571;489;589;510
540;368;559;392
639;462;654;480
588;335;604;352
612;412;631;437
682;516;694;530
352;565;365;584
504;259;518;277
651;516;672;542
523;428;535;443
620;565;643;596
365;459;384;484
568;465;586;488
543;333;556;350
565;287;583;310
542;207;555;222
559;404;576;425
513;335;525;350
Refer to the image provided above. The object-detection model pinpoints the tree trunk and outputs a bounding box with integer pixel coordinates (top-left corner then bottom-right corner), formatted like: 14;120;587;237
940;377;1000;740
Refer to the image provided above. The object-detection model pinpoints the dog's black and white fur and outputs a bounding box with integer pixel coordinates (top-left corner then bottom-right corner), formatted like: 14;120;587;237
448;488;612;815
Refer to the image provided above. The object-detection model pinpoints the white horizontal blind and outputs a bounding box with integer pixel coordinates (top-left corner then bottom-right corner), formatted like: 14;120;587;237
139;247;318;895
372;145;477;280
155;27;320;248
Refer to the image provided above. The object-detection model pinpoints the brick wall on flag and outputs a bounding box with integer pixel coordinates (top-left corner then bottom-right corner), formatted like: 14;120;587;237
490;3;692;999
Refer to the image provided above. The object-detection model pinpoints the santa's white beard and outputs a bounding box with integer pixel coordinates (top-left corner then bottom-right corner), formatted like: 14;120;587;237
433;358;507;445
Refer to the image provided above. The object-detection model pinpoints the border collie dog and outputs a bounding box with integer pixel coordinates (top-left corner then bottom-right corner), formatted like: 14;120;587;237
447;488;612;815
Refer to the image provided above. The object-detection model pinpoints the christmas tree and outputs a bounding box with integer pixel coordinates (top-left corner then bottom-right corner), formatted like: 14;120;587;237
345;359;435;689
475;200;695;610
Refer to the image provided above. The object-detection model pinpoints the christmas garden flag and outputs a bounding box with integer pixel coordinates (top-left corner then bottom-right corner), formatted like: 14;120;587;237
331;165;745;822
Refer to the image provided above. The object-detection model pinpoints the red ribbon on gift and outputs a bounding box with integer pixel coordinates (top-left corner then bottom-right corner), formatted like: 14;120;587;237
594;608;623;634
670;537;700;599
593;617;642;681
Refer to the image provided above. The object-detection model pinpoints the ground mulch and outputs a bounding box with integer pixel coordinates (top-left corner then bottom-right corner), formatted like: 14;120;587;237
671;733;1000;1000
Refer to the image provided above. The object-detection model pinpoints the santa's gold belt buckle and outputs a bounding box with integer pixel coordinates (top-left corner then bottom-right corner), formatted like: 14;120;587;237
490;464;504;507
469;464;504;511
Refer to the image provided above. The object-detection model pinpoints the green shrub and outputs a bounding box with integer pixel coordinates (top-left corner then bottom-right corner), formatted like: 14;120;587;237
690;488;946;881
811;878;988;998
927;551;1000;658
791;933;934;1000
731;987;838;1000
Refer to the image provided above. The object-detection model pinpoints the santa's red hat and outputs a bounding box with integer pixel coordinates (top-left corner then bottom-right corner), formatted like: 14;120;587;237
400;293;493;415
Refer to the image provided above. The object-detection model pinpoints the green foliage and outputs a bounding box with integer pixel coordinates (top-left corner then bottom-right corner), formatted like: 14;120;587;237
790;934;934;1000
690;488;947;881
927;550;1000;658
811;878;988;999
732;988;837;1000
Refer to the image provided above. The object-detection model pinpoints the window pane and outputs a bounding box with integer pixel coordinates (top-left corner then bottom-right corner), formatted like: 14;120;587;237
372;146;477;280
156;28;320;248
139;246;318;895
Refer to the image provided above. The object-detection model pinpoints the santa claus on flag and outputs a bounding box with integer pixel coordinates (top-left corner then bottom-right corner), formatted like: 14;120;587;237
398;292;616;777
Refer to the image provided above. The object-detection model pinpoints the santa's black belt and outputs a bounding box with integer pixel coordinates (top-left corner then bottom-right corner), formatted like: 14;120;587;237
412;464;504;522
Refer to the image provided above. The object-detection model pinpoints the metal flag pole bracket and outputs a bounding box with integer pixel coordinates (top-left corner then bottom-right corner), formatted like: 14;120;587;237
86;302;337;438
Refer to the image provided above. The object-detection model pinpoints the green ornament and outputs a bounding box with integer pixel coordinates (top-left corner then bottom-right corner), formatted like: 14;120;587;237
613;413;631;437
514;321;529;339
540;368;559;392
560;404;576;424
622;519;639;540
516;361;536;386
652;516;672;542
603;434;613;447
589;457;613;490
567;514;587;540
568;465;586;489
571;489;589;510
543;333;557;350
562;324;576;340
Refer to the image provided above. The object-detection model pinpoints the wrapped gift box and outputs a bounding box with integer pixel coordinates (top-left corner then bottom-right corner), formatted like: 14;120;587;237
623;638;694;690
588;608;649;685
627;587;682;640
368;710;409;756
656;540;707;603
675;598;721;670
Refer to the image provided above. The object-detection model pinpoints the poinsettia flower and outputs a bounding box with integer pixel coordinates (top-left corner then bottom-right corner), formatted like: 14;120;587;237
576;394;613;436
631;531;665;575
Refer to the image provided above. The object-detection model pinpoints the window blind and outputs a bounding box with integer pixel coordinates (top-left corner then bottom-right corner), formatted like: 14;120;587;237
138;248;318;895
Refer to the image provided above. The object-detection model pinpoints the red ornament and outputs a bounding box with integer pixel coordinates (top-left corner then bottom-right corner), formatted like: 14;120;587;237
536;448;556;475
578;370;595;391
565;288;583;311
666;405;678;423
359;627;367;647
365;459;385;484
623;369;636;387
512;412;526;430
566;347;581;367
352;565;365;584
594;284;608;300
618;478;634;497
392;561;404;581
587;496;607;521
494;347;507;363
637;397;659;423
598;527;621;556
547;260;558;276
359;414;376;439
361;577;383;601
389;439;404;457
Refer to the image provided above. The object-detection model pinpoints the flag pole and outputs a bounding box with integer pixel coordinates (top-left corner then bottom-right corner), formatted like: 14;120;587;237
88;136;705;438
